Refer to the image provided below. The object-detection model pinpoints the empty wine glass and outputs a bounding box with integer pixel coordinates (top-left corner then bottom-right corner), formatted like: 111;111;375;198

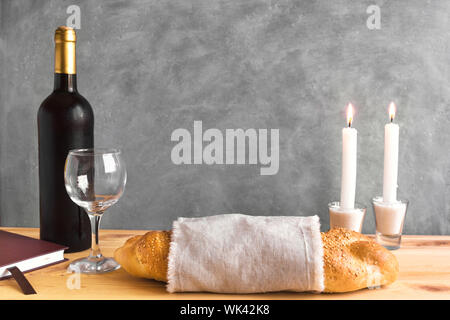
64;148;127;274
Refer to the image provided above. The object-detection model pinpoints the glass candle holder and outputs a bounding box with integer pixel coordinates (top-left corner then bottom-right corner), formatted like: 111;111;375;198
372;197;408;250
328;201;366;232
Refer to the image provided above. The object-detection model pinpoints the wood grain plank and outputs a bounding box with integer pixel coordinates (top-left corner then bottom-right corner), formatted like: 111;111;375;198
1;227;449;300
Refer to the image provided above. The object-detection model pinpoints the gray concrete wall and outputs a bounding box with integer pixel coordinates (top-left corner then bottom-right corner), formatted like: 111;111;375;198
0;0;449;234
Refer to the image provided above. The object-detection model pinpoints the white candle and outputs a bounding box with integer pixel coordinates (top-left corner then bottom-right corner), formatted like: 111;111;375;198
383;102;399;203
340;104;357;209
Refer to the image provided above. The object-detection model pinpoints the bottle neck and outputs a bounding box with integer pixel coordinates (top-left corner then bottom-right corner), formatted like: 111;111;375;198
54;73;77;92
53;27;76;92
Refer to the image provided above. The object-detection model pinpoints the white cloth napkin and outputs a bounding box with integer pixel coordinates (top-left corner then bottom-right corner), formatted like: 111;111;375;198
167;213;324;293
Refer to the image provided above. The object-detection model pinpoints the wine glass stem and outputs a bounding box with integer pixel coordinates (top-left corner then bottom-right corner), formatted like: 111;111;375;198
88;213;103;260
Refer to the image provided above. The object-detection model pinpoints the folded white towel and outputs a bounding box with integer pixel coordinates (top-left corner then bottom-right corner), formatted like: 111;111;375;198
167;213;324;293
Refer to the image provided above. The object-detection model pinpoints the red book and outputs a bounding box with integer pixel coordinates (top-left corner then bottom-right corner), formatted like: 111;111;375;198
0;230;67;279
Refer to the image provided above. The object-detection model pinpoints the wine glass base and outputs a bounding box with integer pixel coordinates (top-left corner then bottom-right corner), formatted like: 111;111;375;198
67;257;120;274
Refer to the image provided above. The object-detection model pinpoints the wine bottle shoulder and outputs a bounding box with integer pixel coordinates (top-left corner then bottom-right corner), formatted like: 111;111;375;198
38;91;94;126
39;91;93;113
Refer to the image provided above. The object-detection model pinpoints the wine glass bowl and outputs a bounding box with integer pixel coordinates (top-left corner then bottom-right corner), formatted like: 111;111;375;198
64;148;127;274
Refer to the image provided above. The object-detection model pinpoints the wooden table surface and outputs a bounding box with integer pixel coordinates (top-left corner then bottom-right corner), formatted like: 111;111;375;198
1;227;450;300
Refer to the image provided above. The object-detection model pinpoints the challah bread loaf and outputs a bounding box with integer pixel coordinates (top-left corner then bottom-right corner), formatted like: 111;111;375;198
114;230;171;282
321;228;398;292
114;228;398;293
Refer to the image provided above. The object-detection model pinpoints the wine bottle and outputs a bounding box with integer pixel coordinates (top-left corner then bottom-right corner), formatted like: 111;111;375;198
38;26;93;252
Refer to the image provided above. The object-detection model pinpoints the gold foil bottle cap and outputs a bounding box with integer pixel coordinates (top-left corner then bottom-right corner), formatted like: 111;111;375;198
54;26;76;74
54;26;76;43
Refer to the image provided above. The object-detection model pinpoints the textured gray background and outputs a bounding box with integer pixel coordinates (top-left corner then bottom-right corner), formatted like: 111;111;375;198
0;0;449;234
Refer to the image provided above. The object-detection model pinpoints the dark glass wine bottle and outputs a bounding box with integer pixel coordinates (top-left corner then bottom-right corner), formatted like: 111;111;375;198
38;26;93;252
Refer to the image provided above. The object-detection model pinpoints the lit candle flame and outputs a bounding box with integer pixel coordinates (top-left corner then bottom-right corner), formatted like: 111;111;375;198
389;102;396;122
346;103;354;127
